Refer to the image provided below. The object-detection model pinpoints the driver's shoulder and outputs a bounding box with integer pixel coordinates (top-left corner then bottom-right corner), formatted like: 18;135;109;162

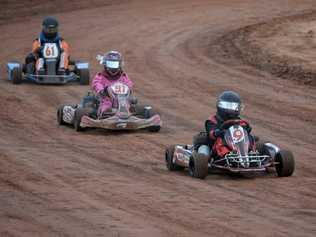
95;72;107;79
239;118;250;126
32;38;40;47
60;37;69;45
238;116;248;122
206;115;218;124
120;72;129;78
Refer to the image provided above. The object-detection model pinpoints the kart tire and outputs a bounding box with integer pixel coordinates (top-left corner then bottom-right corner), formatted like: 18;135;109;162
135;105;157;118
146;107;160;132
78;68;90;85
12;66;23;84
275;150;295;177
165;145;184;171
57;105;67;125
148;125;161;132
135;105;160;132
188;152;209;179
192;131;209;149
145;108;157;119
73;108;87;132
134;104;145;116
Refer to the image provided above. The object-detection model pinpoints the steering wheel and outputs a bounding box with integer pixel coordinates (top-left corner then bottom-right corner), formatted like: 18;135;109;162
219;119;243;130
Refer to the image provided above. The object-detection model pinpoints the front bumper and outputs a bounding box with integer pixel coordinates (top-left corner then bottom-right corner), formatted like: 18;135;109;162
80;114;162;130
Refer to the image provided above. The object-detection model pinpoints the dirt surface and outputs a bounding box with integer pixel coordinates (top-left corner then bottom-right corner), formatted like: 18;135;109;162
0;0;316;236
216;11;316;85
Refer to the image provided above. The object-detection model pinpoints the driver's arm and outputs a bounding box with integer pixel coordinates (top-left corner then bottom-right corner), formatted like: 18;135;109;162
121;73;133;89
240;120;252;133
32;39;41;57
92;73;107;95
205;118;219;140
61;40;70;69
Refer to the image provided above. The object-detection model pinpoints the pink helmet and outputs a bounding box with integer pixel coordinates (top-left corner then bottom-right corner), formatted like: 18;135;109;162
102;50;123;76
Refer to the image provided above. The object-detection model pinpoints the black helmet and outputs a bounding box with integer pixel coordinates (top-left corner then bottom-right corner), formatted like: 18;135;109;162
42;16;59;39
216;91;242;121
102;51;123;77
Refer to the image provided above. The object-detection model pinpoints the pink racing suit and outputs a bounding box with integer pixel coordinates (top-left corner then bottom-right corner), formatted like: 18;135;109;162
92;71;133;115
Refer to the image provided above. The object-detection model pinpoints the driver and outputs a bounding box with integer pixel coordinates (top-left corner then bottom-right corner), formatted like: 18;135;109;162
23;16;70;74
92;50;133;117
194;91;252;158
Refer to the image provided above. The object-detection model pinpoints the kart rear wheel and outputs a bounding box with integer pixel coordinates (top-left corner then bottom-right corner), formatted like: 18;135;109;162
188;152;209;179
12;66;22;84
135;105;157;118
192;132;209;149
78;68;90;85
275;150;295;177
165;145;184;171
73;108;87;132
57;105;67;125
148;125;161;132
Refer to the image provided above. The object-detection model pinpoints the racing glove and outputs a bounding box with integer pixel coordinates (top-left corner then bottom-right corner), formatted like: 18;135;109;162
99;87;109;97
244;124;252;134
213;128;224;137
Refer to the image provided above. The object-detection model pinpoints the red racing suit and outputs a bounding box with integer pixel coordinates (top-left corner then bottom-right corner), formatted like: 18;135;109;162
205;115;254;157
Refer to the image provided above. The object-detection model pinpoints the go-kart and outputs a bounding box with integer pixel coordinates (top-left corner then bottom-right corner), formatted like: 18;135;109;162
165;119;295;179
57;82;162;132
7;42;89;84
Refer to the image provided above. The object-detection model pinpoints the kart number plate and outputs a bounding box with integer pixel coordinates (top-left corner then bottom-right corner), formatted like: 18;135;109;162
230;126;245;143
43;43;59;59
111;83;129;95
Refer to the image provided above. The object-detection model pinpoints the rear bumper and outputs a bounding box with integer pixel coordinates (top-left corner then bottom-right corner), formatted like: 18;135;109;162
7;60;88;84
24;73;78;84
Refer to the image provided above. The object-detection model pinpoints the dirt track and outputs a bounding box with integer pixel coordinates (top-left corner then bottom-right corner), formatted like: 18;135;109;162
217;11;316;85
0;0;316;236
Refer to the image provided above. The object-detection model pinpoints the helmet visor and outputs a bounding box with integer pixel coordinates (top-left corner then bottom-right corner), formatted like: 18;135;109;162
43;26;58;34
218;101;241;112
105;60;120;69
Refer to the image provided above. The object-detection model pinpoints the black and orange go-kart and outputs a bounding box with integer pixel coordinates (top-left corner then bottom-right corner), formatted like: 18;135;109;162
57;82;162;132
165;119;295;179
7;42;89;85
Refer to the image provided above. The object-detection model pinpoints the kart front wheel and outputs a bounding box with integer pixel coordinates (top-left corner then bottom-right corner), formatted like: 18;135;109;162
73;108;87;132
275;150;295;177
135;105;157;118
165;145;184;171
12;66;22;84
188;152;209;179
78;68;90;85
